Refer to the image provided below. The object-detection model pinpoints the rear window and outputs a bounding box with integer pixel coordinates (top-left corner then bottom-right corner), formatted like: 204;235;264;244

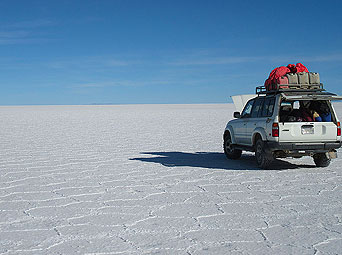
279;99;334;122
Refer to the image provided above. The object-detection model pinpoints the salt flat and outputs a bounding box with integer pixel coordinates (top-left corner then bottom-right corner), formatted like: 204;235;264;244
0;104;341;254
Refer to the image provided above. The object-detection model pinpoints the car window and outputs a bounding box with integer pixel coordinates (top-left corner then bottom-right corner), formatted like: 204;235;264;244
251;98;264;118
261;97;275;117
241;99;254;118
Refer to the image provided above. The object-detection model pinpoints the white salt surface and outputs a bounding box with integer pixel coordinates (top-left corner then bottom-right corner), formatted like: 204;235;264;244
0;104;341;254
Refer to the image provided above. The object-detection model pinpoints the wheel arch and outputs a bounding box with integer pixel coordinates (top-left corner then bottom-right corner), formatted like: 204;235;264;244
252;128;267;146
224;125;237;144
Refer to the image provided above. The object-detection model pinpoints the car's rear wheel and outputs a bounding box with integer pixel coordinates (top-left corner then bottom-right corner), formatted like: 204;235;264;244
223;133;242;160
313;153;331;167
255;139;274;169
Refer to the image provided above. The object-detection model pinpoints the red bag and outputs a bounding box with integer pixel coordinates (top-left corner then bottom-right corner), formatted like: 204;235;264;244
264;66;291;90
295;63;309;73
264;78;275;91
287;63;309;73
287;64;297;73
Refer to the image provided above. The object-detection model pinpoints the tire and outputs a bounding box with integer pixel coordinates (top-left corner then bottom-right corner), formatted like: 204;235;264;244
223;134;242;160
313;153;331;167
255;139;274;169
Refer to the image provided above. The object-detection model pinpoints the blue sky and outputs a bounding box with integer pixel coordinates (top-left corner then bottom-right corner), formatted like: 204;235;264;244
1;0;342;105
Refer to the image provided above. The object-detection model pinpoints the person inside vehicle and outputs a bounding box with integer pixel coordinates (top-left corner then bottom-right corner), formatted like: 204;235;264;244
311;100;332;122
298;101;314;122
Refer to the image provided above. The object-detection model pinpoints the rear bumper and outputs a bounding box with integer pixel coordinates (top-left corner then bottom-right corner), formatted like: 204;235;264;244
266;141;342;152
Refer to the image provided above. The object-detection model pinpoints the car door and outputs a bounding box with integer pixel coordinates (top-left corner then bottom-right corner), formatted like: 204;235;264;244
245;98;265;146
257;97;276;142
234;99;255;145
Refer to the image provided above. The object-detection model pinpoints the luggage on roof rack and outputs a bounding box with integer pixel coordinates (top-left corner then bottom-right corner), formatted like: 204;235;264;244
309;72;320;84
264;71;322;91
286;73;299;84
298;72;310;84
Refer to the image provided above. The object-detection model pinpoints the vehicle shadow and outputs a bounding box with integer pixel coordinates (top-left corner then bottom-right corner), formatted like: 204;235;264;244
130;152;316;171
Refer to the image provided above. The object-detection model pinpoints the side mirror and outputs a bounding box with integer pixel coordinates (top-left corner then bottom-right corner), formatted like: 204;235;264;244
233;112;241;118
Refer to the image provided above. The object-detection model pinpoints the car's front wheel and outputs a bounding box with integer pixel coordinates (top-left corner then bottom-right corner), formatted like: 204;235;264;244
255;139;274;169
223;133;242;160
313;153;331;167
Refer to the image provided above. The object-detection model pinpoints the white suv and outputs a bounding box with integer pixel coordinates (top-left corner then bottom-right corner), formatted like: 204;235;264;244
223;89;342;169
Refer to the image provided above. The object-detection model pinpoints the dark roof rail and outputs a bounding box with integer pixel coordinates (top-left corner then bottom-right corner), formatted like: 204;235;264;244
256;83;325;95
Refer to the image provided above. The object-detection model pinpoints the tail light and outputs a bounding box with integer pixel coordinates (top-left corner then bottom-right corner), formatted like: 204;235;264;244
272;123;279;137
337;122;341;136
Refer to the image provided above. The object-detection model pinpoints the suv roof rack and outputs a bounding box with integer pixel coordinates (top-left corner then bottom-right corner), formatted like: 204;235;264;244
256;83;325;95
